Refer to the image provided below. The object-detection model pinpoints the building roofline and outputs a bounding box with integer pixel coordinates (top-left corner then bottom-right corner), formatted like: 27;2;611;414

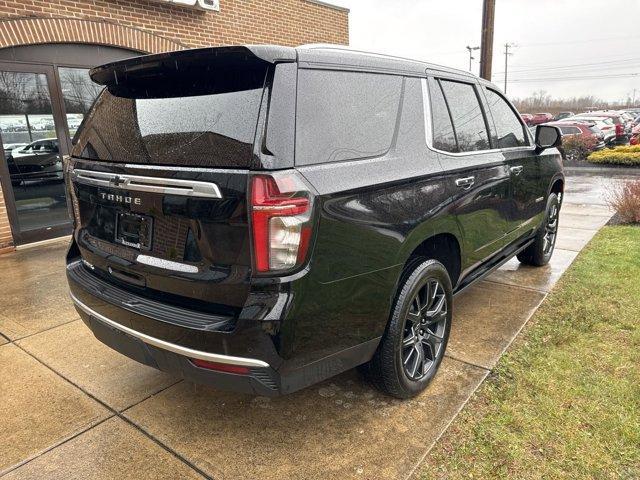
304;0;350;13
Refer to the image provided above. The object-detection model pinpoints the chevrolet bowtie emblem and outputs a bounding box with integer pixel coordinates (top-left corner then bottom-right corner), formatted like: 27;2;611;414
111;175;125;187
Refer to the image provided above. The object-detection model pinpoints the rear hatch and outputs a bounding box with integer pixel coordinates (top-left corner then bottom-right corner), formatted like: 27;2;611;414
67;46;294;313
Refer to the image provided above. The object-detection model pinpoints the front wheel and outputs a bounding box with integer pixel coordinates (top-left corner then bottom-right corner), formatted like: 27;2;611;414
517;193;560;266
363;259;452;399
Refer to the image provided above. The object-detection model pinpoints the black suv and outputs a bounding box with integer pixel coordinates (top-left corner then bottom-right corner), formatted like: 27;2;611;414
65;45;563;398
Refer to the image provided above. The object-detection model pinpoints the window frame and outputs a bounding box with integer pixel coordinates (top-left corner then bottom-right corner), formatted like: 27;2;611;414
424;76;458;153
422;76;535;156
481;86;532;148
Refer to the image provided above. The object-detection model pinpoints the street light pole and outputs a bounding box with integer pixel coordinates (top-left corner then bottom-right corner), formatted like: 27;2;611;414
466;45;480;73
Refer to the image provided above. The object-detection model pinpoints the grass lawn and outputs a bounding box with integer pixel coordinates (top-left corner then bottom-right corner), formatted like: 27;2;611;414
422;226;640;480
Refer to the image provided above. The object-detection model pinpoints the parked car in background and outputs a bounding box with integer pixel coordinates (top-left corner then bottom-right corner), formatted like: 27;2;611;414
8;138;62;186
64;45;564;398
530;112;554;125
549;121;604;160
2;142;28;159
618;111;635;130
553;111;574;121
620;108;640;118
630;122;640;145
520;113;534;125
548;121;605;149
573;116;615;137
569;114;621;145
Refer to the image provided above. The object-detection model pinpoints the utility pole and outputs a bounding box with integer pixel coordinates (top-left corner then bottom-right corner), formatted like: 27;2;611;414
479;0;495;80
503;42;515;94
466;45;480;73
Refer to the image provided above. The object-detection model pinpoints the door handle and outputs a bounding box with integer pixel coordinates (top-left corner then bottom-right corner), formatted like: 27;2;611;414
510;165;524;176
455;176;475;189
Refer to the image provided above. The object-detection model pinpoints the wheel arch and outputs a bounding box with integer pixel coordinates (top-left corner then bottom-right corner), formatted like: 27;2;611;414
549;174;565;204
399;232;462;289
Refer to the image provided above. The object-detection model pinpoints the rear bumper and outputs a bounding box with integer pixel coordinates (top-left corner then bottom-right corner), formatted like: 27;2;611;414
67;257;284;395
73;295;281;396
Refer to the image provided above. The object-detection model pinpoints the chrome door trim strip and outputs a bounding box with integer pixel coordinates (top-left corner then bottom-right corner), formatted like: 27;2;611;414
70;168;223;199
70;293;270;368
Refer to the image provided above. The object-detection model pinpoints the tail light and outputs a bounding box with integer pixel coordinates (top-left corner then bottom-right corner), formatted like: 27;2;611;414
250;172;315;274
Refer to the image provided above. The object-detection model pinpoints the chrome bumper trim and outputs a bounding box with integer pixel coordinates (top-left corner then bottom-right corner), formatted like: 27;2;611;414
69;293;270;368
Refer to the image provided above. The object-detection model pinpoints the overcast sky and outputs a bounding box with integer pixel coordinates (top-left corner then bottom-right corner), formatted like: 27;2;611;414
328;0;640;102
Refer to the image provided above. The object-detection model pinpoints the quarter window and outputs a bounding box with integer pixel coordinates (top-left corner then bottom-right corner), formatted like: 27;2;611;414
295;69;402;165
439;80;490;152
484;88;528;148
429;80;457;153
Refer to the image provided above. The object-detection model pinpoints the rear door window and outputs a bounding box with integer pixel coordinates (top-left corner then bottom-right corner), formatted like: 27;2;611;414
438;80;490;152
484;88;529;148
295;69;402;165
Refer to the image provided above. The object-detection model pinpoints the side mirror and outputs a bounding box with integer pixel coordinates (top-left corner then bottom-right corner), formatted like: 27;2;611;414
535;125;562;153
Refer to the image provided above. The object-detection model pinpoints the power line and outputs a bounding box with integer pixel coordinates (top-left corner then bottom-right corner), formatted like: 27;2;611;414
496;64;640;82
507;72;640;83
516;35;640;48
493;56;640;76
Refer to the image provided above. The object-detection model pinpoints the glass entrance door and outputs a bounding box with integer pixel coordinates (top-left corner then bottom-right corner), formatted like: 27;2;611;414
0;65;71;244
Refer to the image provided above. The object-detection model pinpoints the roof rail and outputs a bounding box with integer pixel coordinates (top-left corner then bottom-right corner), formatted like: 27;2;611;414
297;43;474;78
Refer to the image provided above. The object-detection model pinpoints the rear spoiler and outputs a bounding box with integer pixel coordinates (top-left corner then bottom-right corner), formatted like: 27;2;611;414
89;45;297;87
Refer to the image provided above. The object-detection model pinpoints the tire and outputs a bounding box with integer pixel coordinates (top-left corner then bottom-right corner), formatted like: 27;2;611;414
363;258;453;399
517;193;560;267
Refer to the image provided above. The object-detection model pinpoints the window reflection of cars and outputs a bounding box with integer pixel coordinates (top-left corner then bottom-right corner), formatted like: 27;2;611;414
7;138;62;186
3;142;28;158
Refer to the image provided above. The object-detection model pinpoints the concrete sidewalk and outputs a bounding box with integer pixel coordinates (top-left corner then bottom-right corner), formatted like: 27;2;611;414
0;173;632;479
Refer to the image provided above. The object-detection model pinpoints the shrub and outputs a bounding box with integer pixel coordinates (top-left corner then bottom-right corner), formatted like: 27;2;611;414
561;135;598;161
587;145;640;166
606;179;640;224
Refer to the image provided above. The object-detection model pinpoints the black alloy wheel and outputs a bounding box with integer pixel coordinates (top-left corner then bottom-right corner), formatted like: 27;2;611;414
402;278;448;381
517;192;560;266
363;258;452;399
542;201;559;255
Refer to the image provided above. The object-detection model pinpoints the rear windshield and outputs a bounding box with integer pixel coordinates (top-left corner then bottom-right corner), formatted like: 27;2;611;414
72;67;267;168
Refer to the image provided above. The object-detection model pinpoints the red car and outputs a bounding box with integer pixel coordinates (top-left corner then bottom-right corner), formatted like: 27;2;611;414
631;124;640;145
530;113;554;125
547;120;606;152
520;113;534;126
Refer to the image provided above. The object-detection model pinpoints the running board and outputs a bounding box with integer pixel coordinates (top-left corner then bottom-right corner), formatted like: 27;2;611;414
453;237;535;296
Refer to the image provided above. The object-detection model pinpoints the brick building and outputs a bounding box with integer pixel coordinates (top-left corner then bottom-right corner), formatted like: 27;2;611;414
0;0;349;252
